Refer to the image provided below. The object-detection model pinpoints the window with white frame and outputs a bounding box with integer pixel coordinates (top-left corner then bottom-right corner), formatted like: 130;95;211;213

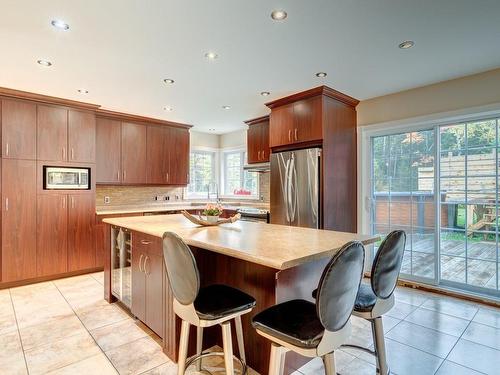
187;150;216;197
222;150;258;197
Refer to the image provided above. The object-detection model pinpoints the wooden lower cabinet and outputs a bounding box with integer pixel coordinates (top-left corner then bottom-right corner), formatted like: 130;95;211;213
131;233;164;337
1;159;37;282
37;195;68;276
68;194;96;272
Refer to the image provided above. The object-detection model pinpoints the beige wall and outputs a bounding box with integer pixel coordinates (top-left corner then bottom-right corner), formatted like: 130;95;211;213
219;130;246;149
357;68;500;126
190;130;220;149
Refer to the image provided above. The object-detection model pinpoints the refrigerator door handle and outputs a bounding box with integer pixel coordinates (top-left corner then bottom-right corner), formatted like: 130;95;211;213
288;154;297;222
278;153;291;223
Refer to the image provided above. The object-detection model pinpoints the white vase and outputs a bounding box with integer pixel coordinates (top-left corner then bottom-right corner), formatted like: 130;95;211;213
206;215;219;224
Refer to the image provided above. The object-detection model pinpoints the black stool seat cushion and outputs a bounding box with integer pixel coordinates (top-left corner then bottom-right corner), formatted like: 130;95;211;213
354;283;377;312
194;284;256;320
252;299;324;349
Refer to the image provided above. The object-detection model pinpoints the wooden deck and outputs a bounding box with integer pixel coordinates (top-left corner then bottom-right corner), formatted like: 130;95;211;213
399;235;498;290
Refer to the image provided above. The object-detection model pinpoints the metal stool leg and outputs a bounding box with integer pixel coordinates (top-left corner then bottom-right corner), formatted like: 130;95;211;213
235;316;246;364
268;343;285;375
196;326;203;371
178;320;190;375
371;317;389;375
322;352;336;375
221;321;235;375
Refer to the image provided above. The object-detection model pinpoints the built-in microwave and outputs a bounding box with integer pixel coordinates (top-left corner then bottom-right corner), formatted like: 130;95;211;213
44;166;90;190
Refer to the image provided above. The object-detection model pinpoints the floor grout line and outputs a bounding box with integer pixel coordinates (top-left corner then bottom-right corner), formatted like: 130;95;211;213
7;288;30;375
53;278;121;374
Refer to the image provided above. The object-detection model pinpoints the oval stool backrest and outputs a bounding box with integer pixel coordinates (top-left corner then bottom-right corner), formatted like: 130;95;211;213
162;232;200;305
371;230;406;299
316;241;365;332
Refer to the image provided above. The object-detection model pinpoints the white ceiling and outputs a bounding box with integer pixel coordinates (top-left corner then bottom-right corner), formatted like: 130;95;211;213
1;0;500;133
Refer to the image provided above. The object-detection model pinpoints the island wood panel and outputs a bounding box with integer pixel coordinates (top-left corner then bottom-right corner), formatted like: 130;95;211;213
68;194;96;271
96;118;122;184
68;110;96;163
1;98;37;159
37;194;68;276
1;159;37;282
121;122;147;184
169;127;190;185
145;252;164;336
146;125;170;184
37;105;68;161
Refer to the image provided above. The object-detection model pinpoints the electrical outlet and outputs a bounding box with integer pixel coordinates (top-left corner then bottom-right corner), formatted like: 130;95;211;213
164;196;170;201
154;195;162;201
104;196;111;204
175;195;180;200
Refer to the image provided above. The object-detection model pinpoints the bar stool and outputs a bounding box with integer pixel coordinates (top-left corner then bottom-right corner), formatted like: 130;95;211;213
162;232;256;375
315;230;405;375
252;241;365;375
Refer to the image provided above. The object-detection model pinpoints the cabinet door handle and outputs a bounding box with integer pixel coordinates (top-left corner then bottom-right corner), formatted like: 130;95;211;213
117;171;120;181
144;256;150;275
139;253;144;272
288;129;292;142
257;151;261;160
140;239;152;245
167;172;169;182
262;150;265;160
62;147;66;160
71;148;74;160
5;198;8;211
71;196;75;209
294;128;298;141
5;142;8;156
62;196;66;209
123;170;126;181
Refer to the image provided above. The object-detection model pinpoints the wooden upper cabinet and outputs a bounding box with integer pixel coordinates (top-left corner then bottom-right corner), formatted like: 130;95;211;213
169;127;189;185
269;104;294;148
247;123;261;164
1;159;37;282
37;194;68;276
147;125;170;184
292;96;322;143
68;110;96;163
96;118;122;183
1;99;37;159
68;193;96;271
246;116;270;163
37;105;68;161
121;122;147;184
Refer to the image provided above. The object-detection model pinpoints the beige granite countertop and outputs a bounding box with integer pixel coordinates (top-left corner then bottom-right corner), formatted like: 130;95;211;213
103;214;378;270
96;201;270;216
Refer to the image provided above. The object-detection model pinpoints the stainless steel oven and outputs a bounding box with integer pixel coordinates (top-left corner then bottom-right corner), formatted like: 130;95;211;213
44;166;90;190
237;207;270;223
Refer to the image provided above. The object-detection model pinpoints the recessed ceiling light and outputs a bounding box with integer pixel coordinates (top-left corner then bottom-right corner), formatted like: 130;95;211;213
260;91;270;96
271;10;287;21
205;52;218;60
51;19;69;30
37;59;52;67
163;78;174;84
316;72;327;78
222;105;231;110
77;88;89;94
163;106;173;112
398;40;415;49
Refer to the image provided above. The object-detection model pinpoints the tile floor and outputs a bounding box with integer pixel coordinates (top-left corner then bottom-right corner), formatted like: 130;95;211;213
0;272;499;375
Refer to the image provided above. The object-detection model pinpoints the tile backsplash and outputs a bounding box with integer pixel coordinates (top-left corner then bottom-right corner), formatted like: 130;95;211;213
96;186;184;207
96;172;269;207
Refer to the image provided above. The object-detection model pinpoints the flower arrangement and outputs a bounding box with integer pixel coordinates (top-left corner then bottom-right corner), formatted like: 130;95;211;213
202;203;223;217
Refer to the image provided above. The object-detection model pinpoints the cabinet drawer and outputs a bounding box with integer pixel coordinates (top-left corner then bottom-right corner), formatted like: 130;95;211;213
133;232;162;256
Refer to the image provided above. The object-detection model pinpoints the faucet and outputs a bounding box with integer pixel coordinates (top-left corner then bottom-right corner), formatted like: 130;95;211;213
207;182;220;202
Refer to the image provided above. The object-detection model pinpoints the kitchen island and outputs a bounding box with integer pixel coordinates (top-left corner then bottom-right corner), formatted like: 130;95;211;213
103;214;378;374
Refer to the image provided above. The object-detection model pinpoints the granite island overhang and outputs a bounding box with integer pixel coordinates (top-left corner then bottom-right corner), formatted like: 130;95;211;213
102;214;378;374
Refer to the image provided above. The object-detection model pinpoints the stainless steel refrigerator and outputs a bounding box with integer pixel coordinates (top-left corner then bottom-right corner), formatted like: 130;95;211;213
270;148;321;228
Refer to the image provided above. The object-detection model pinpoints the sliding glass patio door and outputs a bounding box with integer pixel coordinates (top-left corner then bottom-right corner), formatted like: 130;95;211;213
371;119;500;297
